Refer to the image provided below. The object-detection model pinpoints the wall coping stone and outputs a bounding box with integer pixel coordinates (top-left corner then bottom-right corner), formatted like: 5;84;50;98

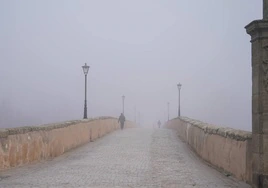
174;117;252;141
0;116;117;138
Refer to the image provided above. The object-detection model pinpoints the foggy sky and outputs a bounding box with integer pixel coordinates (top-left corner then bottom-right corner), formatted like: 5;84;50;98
0;1;262;131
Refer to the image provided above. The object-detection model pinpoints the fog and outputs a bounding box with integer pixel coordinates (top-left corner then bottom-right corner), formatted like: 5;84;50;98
0;1;261;131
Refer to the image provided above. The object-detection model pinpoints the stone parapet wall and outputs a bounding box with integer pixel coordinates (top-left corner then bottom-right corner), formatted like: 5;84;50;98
165;117;252;184
0;117;135;170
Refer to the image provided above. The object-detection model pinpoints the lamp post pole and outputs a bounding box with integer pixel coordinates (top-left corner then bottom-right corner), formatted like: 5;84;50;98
138;111;140;126
122;95;125;115
134;106;136;123
177;83;182;117
167;102;170;121
82;63;90;119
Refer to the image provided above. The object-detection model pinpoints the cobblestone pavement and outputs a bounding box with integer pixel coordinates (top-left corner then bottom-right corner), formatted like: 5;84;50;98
0;128;250;188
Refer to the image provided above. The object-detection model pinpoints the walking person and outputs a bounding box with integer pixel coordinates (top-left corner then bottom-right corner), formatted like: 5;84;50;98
118;113;126;130
158;120;161;128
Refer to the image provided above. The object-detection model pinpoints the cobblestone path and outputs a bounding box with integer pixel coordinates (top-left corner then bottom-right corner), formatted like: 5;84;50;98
0;128;250;188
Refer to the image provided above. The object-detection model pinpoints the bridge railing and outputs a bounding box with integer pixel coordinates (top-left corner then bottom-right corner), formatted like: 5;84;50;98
0;117;135;170
165;117;252;184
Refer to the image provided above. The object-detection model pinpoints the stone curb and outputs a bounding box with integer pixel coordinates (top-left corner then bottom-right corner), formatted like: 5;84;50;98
0;116;117;138
171;117;252;141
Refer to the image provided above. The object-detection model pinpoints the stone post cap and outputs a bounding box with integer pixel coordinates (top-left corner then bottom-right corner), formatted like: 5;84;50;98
245;20;268;42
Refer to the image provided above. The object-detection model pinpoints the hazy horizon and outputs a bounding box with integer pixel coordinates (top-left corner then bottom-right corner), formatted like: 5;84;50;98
0;1;262;131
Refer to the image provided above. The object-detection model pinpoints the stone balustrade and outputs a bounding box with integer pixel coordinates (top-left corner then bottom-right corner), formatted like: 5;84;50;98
0;117;135;170
165;117;252;184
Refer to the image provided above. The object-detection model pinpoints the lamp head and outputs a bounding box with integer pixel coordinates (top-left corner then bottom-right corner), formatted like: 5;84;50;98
82;63;90;75
177;83;182;90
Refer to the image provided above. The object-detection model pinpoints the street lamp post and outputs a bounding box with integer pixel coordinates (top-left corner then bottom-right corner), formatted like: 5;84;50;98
167;102;170;121
122;95;125;114
82;63;90;119
138;111;141;126
177;83;182;117
134;106;136;123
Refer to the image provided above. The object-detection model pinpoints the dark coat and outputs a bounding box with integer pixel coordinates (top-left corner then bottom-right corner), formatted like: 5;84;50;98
118;114;126;124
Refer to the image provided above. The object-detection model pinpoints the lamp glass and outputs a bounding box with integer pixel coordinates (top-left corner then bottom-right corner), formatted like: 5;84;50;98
82;63;90;75
177;83;182;90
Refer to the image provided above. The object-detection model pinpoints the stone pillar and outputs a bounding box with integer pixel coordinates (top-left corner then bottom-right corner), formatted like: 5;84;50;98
245;2;268;186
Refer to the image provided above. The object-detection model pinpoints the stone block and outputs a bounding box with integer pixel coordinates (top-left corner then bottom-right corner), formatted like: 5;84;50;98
252;134;261;153
252;65;261;95
262;93;268;113
263;175;268;188
252;153;261;173
263;114;268;133
252;41;261;66
252;173;259;188
252;114;262;133
264;153;268;173
246;139;253;184
263;135;268;153
253;94;261;114
252;173;268;188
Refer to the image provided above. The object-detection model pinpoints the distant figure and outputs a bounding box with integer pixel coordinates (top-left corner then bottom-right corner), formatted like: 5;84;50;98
118;113;126;130
158;120;161;128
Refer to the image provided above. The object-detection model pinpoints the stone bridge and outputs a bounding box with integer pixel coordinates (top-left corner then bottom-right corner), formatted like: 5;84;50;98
0;117;251;187
1;1;268;188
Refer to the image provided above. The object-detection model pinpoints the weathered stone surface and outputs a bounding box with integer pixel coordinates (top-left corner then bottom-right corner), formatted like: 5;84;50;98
264;134;268;153
246;17;268;187
165;117;252;184
0;129;8;138
179;117;252;141
0;117;117;138
252;134;262;153
245;20;268;42
0;117;135;170
264;0;268;19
